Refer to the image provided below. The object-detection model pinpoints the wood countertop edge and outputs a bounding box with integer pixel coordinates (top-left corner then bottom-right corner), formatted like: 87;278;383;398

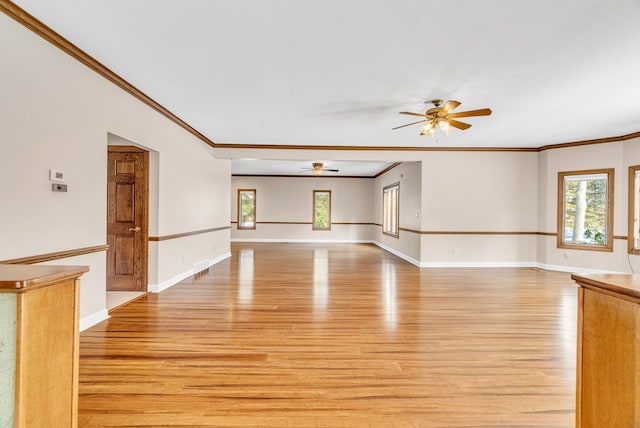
0;265;90;292
571;273;640;301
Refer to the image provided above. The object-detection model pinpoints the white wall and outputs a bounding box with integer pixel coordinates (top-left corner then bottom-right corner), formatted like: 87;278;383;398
538;139;640;273
373;162;422;264
420;151;538;266
230;153;540;268
421;152;538;231
0;13;230;328
231;176;374;242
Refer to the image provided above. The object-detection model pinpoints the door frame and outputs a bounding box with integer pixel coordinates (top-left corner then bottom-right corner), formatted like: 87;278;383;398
107;145;149;292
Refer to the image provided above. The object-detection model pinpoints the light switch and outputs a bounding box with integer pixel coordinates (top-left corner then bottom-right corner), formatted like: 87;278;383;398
52;183;68;192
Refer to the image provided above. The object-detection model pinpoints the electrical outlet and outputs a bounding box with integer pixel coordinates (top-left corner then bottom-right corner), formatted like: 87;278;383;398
51;183;67;192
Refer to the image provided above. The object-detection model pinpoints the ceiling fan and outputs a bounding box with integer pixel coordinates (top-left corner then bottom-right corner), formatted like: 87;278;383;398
392;99;492;136
302;162;339;176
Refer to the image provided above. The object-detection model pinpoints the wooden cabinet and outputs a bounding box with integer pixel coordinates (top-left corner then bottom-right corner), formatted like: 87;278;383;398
0;264;88;428
572;273;640;428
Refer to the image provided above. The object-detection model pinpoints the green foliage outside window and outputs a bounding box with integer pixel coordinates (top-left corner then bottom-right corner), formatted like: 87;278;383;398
563;177;607;245
239;190;255;229
314;191;330;230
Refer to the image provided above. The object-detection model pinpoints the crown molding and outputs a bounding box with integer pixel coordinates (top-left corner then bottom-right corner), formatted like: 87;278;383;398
214;143;538;152
538;130;640;151
374;162;401;177
231;174;373;179
0;0;215;148
214;130;640;152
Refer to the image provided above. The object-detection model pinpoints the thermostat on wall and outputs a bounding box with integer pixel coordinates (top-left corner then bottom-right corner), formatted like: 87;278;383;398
49;169;64;182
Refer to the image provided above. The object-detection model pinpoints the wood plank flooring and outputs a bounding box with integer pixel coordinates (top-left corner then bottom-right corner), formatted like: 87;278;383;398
79;243;577;427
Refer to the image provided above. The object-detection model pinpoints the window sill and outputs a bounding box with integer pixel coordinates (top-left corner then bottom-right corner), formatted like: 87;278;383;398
558;243;613;252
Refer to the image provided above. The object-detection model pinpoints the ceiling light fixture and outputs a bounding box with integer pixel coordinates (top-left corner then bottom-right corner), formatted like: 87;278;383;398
393;99;492;137
301;162;339;176
420;118;452;137
438;119;452;135
419;123;435;137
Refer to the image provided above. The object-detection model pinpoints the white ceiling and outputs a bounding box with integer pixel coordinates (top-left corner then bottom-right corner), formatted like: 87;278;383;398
12;0;640;170
231;159;393;177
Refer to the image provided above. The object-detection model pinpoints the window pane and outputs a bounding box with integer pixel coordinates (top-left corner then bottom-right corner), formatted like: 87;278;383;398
563;177;606;245
632;168;640;252
391;188;397;233
238;190;256;229
635;170;640;249
383;183;399;237
558;170;612;251
383;192;388;231
313;191;331;230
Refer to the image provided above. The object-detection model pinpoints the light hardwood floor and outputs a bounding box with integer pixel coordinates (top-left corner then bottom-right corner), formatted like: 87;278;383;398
79;243;577;427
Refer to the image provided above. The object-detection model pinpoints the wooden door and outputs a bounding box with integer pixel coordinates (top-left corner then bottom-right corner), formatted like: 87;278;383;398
107;146;148;291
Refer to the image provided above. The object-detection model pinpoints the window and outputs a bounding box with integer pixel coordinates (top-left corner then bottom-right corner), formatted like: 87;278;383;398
629;165;640;254
557;169;613;251
313;190;331;230
383;183;399;237
237;189;256;229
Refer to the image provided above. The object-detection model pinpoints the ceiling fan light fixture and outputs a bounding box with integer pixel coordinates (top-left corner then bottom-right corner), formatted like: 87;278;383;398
438;119;451;135
301;162;338;176
393;99;491;137
420;123;436;137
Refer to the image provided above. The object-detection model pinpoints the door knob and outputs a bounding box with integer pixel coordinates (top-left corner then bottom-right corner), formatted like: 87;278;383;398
128;226;141;232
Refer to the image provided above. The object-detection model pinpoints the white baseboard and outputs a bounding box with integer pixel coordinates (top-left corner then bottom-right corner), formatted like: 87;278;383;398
231;238;375;243
418;262;620;272
148;270;192;293
148;252;231;293
79;308;109;332
535;262;624;274
230;240;626;274
372;241;422;267
420;261;538;268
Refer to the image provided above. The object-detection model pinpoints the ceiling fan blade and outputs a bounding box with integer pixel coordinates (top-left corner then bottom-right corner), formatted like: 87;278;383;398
399;111;427;117
324;168;339;172
447;119;472;130
448;108;492;118
392;119;428;130
441;100;461;115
